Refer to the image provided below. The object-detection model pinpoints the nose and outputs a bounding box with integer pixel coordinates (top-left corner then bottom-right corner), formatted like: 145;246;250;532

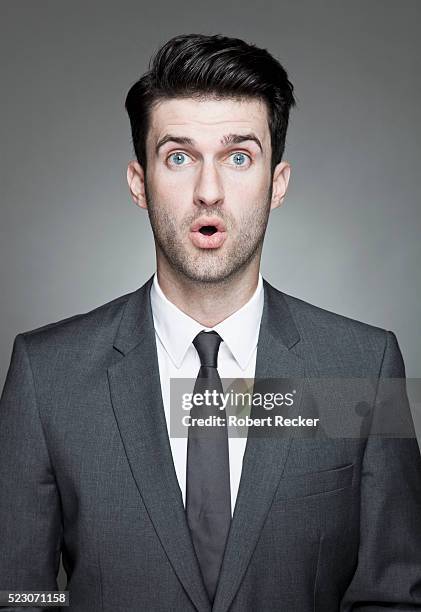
193;160;224;208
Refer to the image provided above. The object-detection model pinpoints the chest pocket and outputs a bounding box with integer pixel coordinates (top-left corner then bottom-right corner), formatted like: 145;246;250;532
272;462;354;504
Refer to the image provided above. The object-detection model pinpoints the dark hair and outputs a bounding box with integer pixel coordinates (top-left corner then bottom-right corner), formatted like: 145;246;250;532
125;33;296;173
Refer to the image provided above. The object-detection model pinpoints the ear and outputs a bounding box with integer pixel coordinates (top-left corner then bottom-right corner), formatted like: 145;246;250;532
270;161;291;211
127;161;148;210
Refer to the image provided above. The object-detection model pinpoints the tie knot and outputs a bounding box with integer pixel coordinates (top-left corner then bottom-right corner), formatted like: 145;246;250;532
193;330;223;368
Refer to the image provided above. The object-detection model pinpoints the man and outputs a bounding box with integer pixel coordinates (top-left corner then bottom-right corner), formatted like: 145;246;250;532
1;33;420;612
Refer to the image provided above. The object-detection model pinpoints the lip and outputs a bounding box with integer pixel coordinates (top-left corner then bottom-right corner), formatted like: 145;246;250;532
190;217;227;233
189;217;227;249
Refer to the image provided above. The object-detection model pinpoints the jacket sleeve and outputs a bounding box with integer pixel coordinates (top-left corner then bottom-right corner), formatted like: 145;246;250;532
340;331;421;611
0;334;63;610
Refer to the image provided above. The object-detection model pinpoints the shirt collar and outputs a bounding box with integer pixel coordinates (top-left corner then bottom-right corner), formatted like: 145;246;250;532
150;272;264;371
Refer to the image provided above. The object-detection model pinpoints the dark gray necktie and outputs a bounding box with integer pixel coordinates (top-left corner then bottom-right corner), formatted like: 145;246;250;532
186;330;231;602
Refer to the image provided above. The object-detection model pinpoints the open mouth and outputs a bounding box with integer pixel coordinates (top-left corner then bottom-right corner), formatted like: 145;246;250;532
189;218;227;249
198;225;218;236
190;218;226;233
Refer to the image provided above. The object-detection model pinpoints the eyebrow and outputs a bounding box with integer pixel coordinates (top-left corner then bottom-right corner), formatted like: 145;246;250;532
220;133;263;152
155;133;263;155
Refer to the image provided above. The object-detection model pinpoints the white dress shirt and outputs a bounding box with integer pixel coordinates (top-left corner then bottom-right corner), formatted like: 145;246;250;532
150;272;264;516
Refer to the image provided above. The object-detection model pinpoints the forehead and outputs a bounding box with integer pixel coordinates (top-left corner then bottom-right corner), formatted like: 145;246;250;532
148;97;270;145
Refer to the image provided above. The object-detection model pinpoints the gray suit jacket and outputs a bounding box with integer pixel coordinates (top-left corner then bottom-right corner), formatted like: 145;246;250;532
1;275;421;611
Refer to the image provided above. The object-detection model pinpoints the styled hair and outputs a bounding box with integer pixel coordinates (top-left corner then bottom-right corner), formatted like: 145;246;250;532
125;33;296;173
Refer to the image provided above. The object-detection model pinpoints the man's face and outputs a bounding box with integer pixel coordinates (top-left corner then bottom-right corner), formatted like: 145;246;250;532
127;96;290;283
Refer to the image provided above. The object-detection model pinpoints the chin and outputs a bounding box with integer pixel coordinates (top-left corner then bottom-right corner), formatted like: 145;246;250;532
178;261;243;284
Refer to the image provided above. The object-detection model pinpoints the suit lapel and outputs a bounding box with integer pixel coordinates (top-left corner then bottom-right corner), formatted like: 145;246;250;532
107;276;211;612
212;279;305;612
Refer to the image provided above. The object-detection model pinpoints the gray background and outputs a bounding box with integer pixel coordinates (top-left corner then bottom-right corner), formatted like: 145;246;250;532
1;2;420;390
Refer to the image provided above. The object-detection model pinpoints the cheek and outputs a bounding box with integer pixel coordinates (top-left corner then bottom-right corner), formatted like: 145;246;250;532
224;172;270;204
149;167;195;203
147;181;192;228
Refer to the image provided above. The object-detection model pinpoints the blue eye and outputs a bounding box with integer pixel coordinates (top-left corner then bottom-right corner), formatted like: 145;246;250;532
169;152;188;165
231;152;249;166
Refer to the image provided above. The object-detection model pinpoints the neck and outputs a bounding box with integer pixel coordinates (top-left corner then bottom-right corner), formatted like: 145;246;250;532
156;259;261;328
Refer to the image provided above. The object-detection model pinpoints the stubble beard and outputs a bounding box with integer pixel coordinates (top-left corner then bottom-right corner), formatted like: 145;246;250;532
145;184;272;284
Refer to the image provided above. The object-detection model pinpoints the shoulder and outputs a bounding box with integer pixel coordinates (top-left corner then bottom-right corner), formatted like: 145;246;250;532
284;291;386;339
264;280;394;374
17;283;147;356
